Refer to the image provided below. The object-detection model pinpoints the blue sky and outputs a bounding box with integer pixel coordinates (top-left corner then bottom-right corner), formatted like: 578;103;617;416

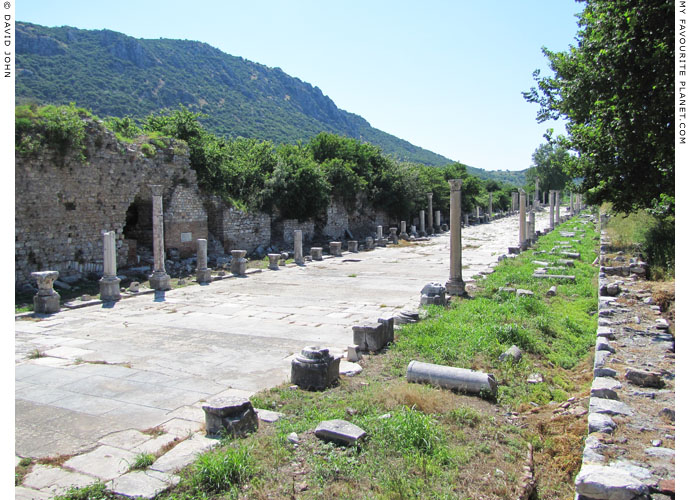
16;1;584;170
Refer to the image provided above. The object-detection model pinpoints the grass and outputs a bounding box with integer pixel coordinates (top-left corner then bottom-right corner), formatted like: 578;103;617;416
54;483;115;500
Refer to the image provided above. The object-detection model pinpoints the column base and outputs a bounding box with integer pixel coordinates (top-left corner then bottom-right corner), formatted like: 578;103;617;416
34;292;60;314
445;278;466;296
99;276;121;301
196;268;212;284
149;271;171;291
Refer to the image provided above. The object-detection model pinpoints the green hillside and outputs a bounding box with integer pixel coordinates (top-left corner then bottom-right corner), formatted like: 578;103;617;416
15;21;526;183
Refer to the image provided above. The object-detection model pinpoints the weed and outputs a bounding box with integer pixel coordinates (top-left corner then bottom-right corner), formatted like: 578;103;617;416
129;452;155;470
54;482;115;500
448;406;481;427
27;349;45;359
348;273;357;278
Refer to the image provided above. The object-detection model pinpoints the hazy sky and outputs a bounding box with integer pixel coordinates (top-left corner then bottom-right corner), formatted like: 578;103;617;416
16;0;584;171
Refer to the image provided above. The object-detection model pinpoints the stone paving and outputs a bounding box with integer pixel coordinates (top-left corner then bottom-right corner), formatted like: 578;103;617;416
15;212;550;498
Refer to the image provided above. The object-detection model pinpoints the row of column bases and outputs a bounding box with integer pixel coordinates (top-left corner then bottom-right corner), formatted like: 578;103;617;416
29;184;584;313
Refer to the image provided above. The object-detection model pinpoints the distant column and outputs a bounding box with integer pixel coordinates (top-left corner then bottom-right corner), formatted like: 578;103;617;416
419;209;426;236
149;185;171;291
427;193;434;235
555;191;561;224
446;179;465;296
511;192;518;213
434;210;441;230
529;210;536;243
535;179;540;207
377;225;383;240
569;192;574;214
196;238;212;284
519;189;527;250
549;190;555;230
400;220;409;239
488;192;493;219
294;230;304;265
99;231;121;301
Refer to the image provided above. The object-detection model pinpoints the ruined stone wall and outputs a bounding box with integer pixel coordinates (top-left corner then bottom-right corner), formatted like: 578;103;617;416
206;196;271;253
15;119;206;286
163;185;208;258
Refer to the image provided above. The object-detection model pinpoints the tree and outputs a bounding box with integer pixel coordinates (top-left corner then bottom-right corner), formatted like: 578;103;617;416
523;0;674;214
525;139;573;194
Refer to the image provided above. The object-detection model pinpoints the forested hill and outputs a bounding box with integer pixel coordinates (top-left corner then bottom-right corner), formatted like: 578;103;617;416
16;21;455;166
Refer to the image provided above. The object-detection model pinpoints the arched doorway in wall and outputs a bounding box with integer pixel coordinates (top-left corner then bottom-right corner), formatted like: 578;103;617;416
122;195;153;265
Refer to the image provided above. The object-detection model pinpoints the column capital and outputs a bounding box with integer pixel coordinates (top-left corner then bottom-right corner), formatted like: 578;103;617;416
149;184;164;197
448;179;462;191
427;192;433;199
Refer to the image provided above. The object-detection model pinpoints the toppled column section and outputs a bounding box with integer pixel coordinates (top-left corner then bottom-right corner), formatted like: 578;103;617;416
196;238;212;283
99;231;121;301
149;185;171;291
406;360;498;398
291;346;340;391
32;271;60;314
202;396;259;437
230;250;247;276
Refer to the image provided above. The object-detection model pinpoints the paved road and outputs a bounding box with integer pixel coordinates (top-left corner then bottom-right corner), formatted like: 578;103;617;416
15;212;550;460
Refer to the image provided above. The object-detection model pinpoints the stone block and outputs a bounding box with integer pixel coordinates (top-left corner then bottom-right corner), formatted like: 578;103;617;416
347;240;358;253
575;465;648;500
378;317;395;345
589;397;633;416
595;337;615;353
230;250;247;275
196;268;212;283
588;413;617;434
310;247;323;261
499;345;522;363
109;470;180;499
353;322;390;352
290;346;340;391
365;237;374;250
420;282;446;306
202;396;259;437
590;377;621;400
314;419;366;446
624;368;664;388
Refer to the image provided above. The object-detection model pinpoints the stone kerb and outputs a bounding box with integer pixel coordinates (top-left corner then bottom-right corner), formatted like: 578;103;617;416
31;270;60;314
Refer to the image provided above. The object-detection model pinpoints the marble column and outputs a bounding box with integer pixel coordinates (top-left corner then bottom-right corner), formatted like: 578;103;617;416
445;179;465;296
419;209;426;236
99;231;121;300
434;210;441;230
294;230;304;265
488;192;493;219
549;190;555;230
149;185;171;291
196;238;212;283
529;210;536;243
400;220;409;239
377;225;383;240
535;179;540;207
519;189;527;250
427;192;434;235
569;192;574;214
555;190;561;225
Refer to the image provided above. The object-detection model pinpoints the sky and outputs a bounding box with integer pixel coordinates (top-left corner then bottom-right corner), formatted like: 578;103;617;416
13;0;585;172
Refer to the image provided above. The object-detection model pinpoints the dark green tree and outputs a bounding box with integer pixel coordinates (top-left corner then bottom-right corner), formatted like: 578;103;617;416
523;0;674;214
525;138;573;194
